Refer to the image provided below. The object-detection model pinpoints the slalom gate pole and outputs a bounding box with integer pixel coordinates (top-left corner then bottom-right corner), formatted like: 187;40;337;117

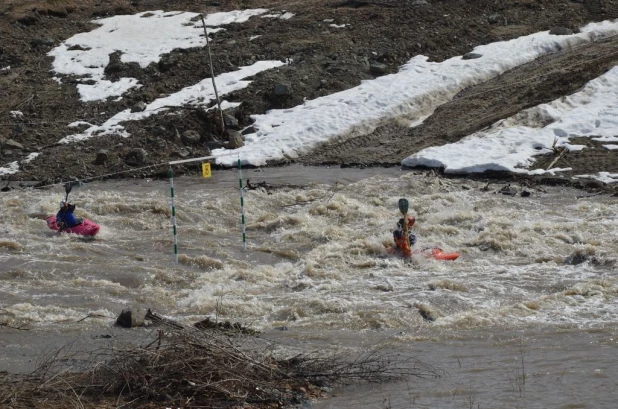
200;15;225;135
238;158;246;251
169;168;179;264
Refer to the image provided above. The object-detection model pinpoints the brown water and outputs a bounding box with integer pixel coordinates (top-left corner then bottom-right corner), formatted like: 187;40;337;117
1;166;617;407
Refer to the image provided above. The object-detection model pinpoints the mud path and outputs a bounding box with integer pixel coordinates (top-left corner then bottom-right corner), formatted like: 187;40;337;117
299;36;618;168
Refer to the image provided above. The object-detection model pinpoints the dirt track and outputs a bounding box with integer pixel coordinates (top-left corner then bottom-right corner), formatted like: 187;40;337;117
299;35;618;174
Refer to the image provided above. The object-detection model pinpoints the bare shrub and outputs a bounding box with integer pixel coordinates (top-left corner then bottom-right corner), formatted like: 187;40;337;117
2;322;441;408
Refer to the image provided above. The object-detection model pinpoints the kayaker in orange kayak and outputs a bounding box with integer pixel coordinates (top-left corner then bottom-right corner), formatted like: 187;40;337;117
393;216;416;256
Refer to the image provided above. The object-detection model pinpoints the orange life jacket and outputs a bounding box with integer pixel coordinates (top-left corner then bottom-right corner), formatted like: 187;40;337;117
395;234;412;256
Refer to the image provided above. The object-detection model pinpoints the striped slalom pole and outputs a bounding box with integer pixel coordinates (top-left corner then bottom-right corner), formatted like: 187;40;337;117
238;158;246;251
169;169;179;264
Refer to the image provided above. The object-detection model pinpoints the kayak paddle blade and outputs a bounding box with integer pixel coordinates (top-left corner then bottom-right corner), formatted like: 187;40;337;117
398;198;409;215
64;182;73;195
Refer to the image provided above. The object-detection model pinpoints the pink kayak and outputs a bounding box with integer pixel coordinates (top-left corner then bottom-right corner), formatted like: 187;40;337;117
46;216;100;236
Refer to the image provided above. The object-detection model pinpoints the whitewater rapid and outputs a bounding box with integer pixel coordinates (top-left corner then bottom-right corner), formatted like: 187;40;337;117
1;168;616;330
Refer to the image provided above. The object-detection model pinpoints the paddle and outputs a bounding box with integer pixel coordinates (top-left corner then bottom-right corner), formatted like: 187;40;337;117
398;198;411;251
397;198;409;215
64;182;73;203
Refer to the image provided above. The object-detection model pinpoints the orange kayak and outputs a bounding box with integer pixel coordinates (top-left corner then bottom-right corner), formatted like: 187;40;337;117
387;246;460;261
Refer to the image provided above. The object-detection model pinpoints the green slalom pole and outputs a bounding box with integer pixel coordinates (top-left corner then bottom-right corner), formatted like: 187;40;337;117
169;169;179;264
238;158;246;251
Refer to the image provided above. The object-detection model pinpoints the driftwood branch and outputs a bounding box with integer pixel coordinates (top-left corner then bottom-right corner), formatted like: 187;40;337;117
77;313;113;323
546;146;568;170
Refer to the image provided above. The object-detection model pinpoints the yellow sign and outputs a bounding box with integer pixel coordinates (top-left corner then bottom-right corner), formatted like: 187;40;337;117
201;162;211;178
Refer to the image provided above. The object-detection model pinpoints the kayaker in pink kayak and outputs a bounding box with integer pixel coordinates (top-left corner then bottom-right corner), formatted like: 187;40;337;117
56;201;82;230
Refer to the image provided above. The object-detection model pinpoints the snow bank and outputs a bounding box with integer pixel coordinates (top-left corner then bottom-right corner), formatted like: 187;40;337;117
403;65;618;175
213;20;618;166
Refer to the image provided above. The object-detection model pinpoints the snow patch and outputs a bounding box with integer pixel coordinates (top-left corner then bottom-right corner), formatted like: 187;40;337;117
575;172;618;184
48;9;268;102
59;61;284;144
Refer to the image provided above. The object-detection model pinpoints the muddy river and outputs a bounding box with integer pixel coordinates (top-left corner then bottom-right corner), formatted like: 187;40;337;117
1;166;617;408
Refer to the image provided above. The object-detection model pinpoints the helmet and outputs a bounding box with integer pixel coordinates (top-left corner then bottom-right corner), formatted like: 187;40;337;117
397;216;415;228
60;201;66;207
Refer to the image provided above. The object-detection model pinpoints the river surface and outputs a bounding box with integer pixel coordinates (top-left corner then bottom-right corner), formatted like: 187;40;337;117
1;166;617;408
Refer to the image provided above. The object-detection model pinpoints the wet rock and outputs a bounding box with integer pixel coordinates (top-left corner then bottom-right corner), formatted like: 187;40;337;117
275;326;289;331
158;53;180;72
205;140;225;150
104;51;125;75
242;125;257;135
521;190;531;197
94;149;108;165
549;27;574;35
30;38;55;48
104;51;141;79
227;130;244;149
124;148;147;166
92;334;113;339
415;303;439;322
152;125;167;137
200;109;225;135
487;13;501;24
273;83;293;96
170;148;191;158
16;13;40;26
462;52;483;60
130;101;147;113
67;44;90;51
115;309;144;328
584;180;604;189
411;0;429;6
223;113;239;129
46;7;69;18
182;130;201;145
369;62;388;75
564;253;588;265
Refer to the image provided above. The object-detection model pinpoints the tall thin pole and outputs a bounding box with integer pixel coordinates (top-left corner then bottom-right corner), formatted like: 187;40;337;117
169;169;179;264
238;158;246;251
200;14;225;135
